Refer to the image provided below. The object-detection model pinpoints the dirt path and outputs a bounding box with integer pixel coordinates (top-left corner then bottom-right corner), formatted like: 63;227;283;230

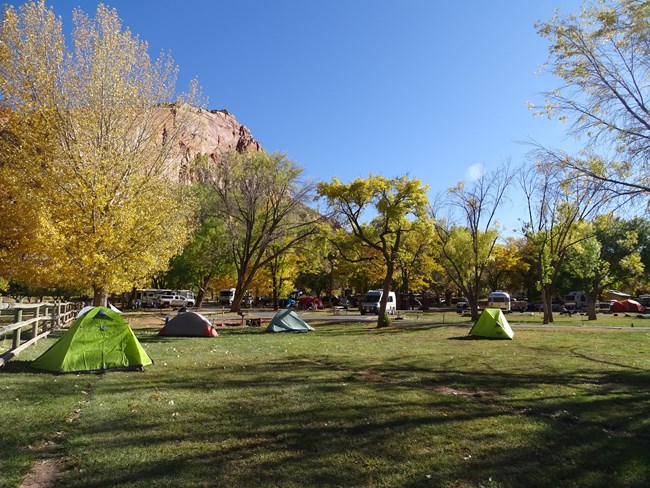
19;459;63;488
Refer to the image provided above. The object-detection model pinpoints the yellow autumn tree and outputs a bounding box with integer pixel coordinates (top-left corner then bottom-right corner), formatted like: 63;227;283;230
0;2;199;305
318;174;429;327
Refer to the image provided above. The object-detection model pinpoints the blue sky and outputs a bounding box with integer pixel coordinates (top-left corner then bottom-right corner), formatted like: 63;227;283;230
18;0;584;232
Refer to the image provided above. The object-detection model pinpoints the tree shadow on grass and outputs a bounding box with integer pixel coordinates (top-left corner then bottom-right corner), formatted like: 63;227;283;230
48;352;650;487
7;325;650;488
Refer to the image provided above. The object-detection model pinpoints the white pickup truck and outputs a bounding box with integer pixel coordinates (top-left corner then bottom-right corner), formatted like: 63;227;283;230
158;294;195;308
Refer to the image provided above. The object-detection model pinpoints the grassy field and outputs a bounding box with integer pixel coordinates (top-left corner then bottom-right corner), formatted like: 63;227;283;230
1;311;649;487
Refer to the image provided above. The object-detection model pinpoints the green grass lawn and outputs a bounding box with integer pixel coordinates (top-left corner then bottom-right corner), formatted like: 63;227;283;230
1;312;649;487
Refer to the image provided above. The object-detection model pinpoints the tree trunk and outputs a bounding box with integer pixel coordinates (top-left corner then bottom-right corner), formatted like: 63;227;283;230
230;285;245;313
376;264;394;328
93;285;108;307
196;288;206;308
586;289;598;321
542;285;554;324
126;286;137;309
466;289;480;322
271;270;279;311
194;272;211;308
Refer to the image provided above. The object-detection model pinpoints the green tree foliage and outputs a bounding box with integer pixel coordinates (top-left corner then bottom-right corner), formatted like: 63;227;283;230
206;151;318;312
394;217;439;306
0;2;199;305
317;174;429;327
520;159;611;323
431;165;512;320
163;183;235;307
535;0;650;197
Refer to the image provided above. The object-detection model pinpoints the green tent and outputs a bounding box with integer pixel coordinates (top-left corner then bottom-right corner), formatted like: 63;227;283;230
32;306;153;373
266;310;314;333
469;308;514;339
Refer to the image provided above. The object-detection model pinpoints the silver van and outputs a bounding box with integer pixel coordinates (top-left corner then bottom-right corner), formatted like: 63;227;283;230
360;290;396;315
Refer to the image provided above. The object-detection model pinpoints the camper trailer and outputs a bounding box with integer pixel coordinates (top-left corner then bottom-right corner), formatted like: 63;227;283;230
360;290;396;315
134;289;194;308
565;291;587;311
135;289;172;307
487;291;511;312
219;288;236;306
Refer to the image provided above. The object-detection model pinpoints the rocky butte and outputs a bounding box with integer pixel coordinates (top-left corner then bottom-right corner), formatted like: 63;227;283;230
159;104;263;182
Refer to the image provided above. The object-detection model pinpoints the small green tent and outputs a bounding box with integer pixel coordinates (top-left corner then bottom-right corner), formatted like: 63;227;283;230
469;308;514;339
266;310;314;333
32;306;153;373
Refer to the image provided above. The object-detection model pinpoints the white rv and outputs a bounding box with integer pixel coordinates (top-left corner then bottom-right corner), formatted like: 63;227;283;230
487;291;511;312
360;290;396;315
565;291;587;311
219;288;236;306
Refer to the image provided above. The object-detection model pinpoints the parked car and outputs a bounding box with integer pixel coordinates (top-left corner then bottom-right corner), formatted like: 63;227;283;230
511;298;528;312
298;296;323;310
158;295;195;308
360;290;396;315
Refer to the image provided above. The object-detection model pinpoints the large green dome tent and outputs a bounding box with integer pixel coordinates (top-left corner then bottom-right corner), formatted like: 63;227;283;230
468;308;514;339
31;306;153;373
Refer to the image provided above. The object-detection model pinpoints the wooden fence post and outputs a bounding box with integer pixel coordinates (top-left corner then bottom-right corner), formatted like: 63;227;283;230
12;309;22;349
33;304;41;336
47;304;54;331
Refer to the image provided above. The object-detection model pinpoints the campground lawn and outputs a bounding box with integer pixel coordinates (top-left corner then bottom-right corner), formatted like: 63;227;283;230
1;311;650;487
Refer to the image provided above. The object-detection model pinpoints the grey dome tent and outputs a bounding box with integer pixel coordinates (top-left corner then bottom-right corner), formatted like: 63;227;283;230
159;312;219;337
266;310;314;333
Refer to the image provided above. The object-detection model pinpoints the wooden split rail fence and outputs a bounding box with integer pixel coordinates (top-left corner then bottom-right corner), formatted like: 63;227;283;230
0;302;78;367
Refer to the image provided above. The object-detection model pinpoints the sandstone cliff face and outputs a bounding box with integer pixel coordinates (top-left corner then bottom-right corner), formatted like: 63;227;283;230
160;105;262;182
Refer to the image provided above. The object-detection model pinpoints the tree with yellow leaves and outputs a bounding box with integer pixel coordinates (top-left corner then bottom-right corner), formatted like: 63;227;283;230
0;2;200;305
318;174;429;327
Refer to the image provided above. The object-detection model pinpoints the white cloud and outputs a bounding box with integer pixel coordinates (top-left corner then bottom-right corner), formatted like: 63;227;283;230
465;163;486;181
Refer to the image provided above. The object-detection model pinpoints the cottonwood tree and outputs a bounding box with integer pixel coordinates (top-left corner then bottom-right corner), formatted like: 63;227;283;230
317;174;429;327
0;2;200;305
564;215;650;319
430;165;513;321
520;156;612;323
207;150;318;312
535;0;650;198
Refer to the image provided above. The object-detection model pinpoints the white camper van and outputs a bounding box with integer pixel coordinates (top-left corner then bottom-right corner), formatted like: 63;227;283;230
219;288;236;306
360;290;396;315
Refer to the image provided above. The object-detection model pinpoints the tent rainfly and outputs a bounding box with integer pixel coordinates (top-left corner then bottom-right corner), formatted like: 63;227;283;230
158;312;219;337
31;306;153;373
468;308;514;339
610;299;645;313
266;310;314;333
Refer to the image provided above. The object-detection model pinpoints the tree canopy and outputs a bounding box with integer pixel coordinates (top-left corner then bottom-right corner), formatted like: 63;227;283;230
206;150;318;312
318;174;429;326
0;1;201;305
535;0;650;198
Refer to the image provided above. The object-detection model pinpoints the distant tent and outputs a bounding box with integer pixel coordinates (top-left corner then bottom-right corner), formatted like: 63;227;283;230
266;310;314;333
610;299;645;313
158;312;219;337
32;306;152;373
469;308;514;340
